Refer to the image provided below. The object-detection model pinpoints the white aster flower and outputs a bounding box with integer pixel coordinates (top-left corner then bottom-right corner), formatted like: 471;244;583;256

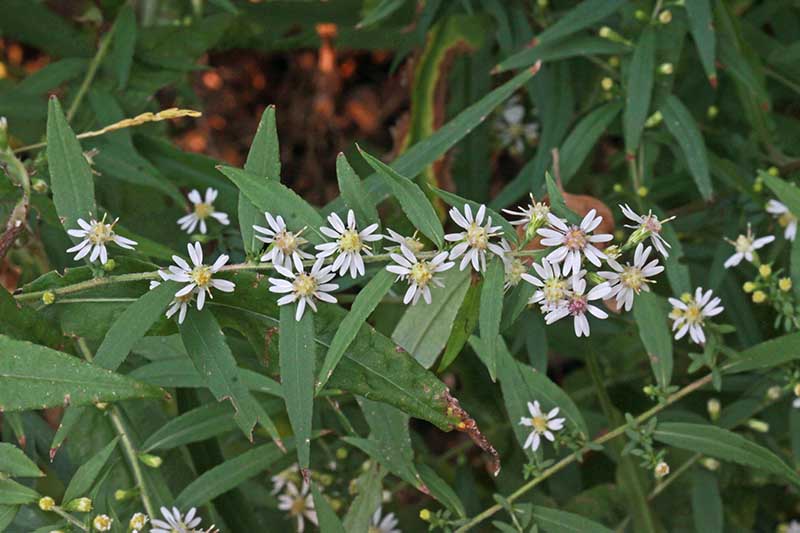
92;514;112;532
315;209;382;278
277;482;318;533
519;400;565;452
253;212;313;270
668;287;724;345
537;209;613;276
386;246;454;305
150;507;203;533
150;270;193;324
521;258;572;312
619;204;674;257
445;203;506;272
766;200;797;241
494;96;538;155
177;187;230;234
66;215;137;264
269;258;338;320
370;507;401;533
723;224;774;268
165;242;235;310
129;512;148;533
544;274;611;337
786;520;800;533
599;243;664;311
271;463;301;495
384;228;424;254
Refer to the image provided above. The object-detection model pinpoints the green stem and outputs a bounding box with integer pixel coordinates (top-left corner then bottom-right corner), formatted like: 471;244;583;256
453;373;713;532
52;506;89;531
66;28;115;122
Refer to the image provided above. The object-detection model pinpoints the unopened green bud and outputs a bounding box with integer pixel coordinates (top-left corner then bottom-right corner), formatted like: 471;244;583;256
0;117;7;150
707;105;719;119
138;453;162;468
114;488;137;501
658;10;672;24
612;183;623;193
767;386;782;401
335;447;348;460
634;9;648;21
102;259;116;272
701;457;720;471
659;63;674;75
32;179;48;194
747;419;769;433
644;111;663;128
707;398;721;421
66;497;93;513
42;291;56;306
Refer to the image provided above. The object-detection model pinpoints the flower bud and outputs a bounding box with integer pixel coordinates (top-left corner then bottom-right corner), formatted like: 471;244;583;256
115;488;137;501
419;509;432;521
94;402;109;410
747;419;769;433
129;512;148;531
743;281;756;293
537;0;548;7
659;63;674;75
701;457;720;471
637;186;649;197
66;497;93;513
138;453;162;468
93;514;113;532
0;116;7;150
680;292;693;303
644;111;663;128
613;183;623;193
320;474;334;487
38;496;55;511
794;383;800;398
32;179;49;194
767;386;782;401
658;10;672;24
102;259;116;272
634;9;648;21
335;447;348;460
598;26;612;38
707;398;721;421
752;290;767;304
654;461;670;479
768;166;780;177
608;56;620;68
601;77;614;91
42;291;56;306
707;105;719;119
779;277;792;292
759;264;772;278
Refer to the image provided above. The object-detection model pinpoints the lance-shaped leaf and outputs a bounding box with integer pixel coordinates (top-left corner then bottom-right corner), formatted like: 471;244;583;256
179;309;281;444
438;278;482;372
0;443;42;478
0;479;38;505
496;35;629;73
62;437;118;504
561;101;622;184
0;505;17;531
47;96;96;234
533;0;625;46
623;27;655;155
143;403;237;452
109;4;136;88
686;0;717;85
312;484;346;533
279;304;316;470
336;153;380;238
660;95;713;200
478;257;505;380
691;469;723;533
632;292;673;388
239;105;281;256
343;464;385;532
358;146;444;248
0;335;164;412
532;506;614;533
130;358;282;396
722;331;800;374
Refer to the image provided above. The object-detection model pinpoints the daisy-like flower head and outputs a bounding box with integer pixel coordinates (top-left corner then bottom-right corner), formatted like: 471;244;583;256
277;482;318;533
494;96;538;155
150;507;203;533
384;228;425;254
538;209;613;276
519;400;565;452
599;243;664;311
766;200;797;242
165;242;235;310
177;187;229;235
668;287;724;345
271;463;301;495
386;245;454;305
150;270;194;324
129;512;148;533
723;224;775;268
92;515;112;532
315;209;382;278
254;212;313;270
66;214;137;265
544;274;611;337
502;194;550;238
620;204;675;258
521;258;571;312
786;520;800;533
445;203;506;273
369;506;401;533
269;258;338;321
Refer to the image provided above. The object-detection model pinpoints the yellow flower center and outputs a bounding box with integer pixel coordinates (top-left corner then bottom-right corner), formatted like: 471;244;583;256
531;416;548;433
290;497;307;516
779;212;796;227
684;303;703;325
293;273;317;296
564;227;587;250
508;123;524;138
620;266;645;292
466;223;488;249
543;277;567;303
410;262;434;287
190;266;213;288
194;202;214;219
734;234;753;253
339;230;363;252
88;221;113;245
506;259;526;286
275;230;298;254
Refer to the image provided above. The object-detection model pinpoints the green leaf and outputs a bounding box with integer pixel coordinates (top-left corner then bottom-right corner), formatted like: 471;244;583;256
479;257;505;380
179;309;280;443
532;506;614;533
358;397;421;489
343;464;384;532
110;4;137;88
219;165;326;244
239;106;281;256
317;269;394;393
496;35;629;72
0;479;38;505
0;335;164;412
62;437;118;504
0;288;62;349
358;147;444;248
623;27;656;155
0;443;42;478
660;95;713;200
417;463;467;518
392;269;472;368
545;172;581;224
0;505;18;531
537;0;625;45
438;278;482;372
312;484;346;533
143;403;237;452
358;0;405;28
653;422;800;487
686;0;717;84
560;101;622;184
46;96;96;234
632;292;673;388
722;332;800;374
691;469;723;533
279;304;315;469
431;187;518;245
174;440;291;508
336;153;380;235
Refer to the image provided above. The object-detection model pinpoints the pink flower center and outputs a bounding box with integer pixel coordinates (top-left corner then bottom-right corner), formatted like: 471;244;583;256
564;228;587;250
567;294;588;315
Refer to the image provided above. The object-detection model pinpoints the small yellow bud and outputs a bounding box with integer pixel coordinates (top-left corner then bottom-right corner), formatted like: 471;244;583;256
115;488;137;501
707;105;719;119
658;10;672;24
608;56;620;68
601;77;614;91
779;277;793;292
654;461;670;479
767;386;782;400
701;457;720;471
95;402;109;410
138;453;162;468
66;497;93;513
644;111;663;128
320;474;333;486
419;509;432;521
537;0;548;7
38;496;56;511
637;186;649;197
680;292;693;303
102;259;116;272
331;498;343;511
129;512;148;530
42;291;56;305
659;63;674;75
747;419;769;433
707;398;721;421
743;281;756;293
634;9;648;21
335;447;348;460
768;166;780;177
759;264;772;278
599;26;612;38
793;383;800;398
93;514;113;532
753;181;763;192
32;179;49;194
752;290;767;304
